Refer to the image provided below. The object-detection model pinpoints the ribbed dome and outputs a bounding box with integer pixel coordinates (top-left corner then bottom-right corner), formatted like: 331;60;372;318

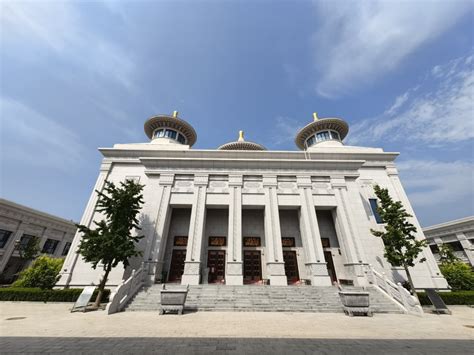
144;113;197;147
295;116;349;150
218;131;266;151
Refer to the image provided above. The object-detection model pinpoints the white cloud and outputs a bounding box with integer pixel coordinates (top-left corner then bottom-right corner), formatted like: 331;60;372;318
349;54;474;146
270;116;303;146
312;1;473;97
0;1;135;90
398;159;474;208
0;97;85;172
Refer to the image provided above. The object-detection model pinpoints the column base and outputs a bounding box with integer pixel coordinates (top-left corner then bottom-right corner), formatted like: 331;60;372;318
344;263;369;287
226;261;243;285
306;263;332;286
267;262;287;286
181;261;201;285
225;275;243;285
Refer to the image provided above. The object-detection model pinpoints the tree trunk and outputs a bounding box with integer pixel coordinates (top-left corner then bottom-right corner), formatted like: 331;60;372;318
93;264;112;309
404;265;420;304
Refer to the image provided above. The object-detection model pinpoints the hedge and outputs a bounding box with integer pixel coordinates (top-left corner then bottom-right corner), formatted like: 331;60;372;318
0;288;110;303
417;290;474;306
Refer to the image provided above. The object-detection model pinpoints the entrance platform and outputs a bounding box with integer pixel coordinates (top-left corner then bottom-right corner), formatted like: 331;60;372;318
125;285;403;313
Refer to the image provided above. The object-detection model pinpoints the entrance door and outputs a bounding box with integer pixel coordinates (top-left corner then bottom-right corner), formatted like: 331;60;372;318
207;250;225;283
324;251;338;283
168;249;186;282
243;251;262;284
283;251;299;284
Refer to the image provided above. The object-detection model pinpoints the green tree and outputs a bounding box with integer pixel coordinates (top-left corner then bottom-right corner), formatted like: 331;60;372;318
17;236;41;262
439;262;474;291
370;185;427;302
76;180;144;308
438;244;460;265
12;255;64;289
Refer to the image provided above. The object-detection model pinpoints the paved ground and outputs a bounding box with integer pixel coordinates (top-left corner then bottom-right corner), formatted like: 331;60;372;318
0;302;473;353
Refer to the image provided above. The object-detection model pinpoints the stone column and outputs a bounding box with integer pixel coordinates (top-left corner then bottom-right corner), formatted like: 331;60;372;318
331;176;367;286
457;232;474;266
0;222;27;273
226;174;243;285
386;164;448;289
263;175;287;285
146;174;174;285
55;231;68;257
56;160;112;288
181;174;208;285
297;176;332;286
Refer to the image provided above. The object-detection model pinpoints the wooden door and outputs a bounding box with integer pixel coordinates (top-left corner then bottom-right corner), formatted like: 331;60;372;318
324;251;338;283
207;250;225;283
168;249;186;282
243;251;262;284
283;250;299;284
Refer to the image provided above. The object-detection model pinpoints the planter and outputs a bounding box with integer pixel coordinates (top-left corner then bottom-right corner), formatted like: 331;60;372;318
339;291;372;316
160;286;189;315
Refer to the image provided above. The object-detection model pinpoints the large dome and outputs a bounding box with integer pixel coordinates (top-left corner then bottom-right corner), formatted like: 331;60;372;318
144;112;197;147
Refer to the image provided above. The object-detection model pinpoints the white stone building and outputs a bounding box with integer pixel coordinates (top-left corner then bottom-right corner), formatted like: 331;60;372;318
0;198;76;283
57;112;448;290
423;216;474;266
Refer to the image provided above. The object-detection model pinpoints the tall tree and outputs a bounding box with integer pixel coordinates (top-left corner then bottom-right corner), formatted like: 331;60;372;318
437;244;460;265
370;185;427;302
76;180;144;308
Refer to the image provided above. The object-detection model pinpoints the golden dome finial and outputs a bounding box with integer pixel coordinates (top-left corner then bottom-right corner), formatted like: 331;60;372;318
172;110;179;118
238;130;244;141
313;112;318;121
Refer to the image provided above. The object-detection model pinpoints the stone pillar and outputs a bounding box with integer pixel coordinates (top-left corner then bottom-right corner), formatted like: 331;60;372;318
226;174;243;285
0;222;26;273
56;160;112;288
263;175;287;285
331;176;367;286
386;164;448;289
457;232;474;266
146;174;174;285
181;174;208;285
297;176;332;286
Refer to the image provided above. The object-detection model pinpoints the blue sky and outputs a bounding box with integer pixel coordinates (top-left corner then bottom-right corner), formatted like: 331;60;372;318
1;0;473;227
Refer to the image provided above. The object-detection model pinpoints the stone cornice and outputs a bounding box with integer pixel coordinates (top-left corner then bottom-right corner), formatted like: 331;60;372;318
423;216;474;236
99;147;399;165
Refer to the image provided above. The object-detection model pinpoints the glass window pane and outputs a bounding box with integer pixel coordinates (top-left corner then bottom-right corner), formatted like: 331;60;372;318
177;133;186;144
0;229;12;248
165;129;177;139
154;129;164;138
369;199;383;224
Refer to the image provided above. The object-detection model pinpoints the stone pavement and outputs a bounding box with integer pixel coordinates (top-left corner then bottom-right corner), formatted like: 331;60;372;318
0;302;473;354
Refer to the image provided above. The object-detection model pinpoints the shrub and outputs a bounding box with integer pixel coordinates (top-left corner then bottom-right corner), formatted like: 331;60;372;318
417;290;474;305
0;288;110;303
12;255;64;289
439;262;474;291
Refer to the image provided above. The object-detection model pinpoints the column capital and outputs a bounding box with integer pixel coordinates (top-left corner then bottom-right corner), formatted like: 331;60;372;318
194;174;209;186
100;159;113;172
386;163;399;176
228;174;243;187
296;175;312;188
330;175;346;188
263;175;277;187
159;173;175;186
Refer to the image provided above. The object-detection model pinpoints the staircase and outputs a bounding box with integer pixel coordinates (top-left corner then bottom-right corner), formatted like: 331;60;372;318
125;284;403;313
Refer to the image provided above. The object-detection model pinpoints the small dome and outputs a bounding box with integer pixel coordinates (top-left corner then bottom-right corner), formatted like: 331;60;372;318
295;113;349;150
144;112;197;147
218;131;266;151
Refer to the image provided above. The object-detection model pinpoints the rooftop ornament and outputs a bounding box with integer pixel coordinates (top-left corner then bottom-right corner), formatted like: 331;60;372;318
218;130;266;151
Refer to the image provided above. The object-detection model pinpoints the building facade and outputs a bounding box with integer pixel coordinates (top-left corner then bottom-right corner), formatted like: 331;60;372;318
0;198;76;283
424;216;474;267
57;112;448;290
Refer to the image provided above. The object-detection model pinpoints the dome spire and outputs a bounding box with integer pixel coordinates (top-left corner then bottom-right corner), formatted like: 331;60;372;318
238;130;244;142
313;112;318;121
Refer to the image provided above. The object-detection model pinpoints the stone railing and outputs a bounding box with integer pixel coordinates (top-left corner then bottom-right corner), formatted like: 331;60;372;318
365;264;423;316
106;263;145;315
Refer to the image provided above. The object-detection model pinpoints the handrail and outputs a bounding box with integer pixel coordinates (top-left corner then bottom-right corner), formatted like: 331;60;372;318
365;264;423;316
106;262;146;315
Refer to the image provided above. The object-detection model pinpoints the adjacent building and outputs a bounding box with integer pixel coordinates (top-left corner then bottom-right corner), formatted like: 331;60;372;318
57;112;448;290
0;198;76;283
424;216;474;267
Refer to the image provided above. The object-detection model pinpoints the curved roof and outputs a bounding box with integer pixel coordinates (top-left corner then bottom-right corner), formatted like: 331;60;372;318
218;131;266;151
218;141;266;151
295;117;349;150
144;114;197;147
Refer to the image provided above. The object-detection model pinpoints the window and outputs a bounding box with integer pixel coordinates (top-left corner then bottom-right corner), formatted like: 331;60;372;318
316;131;331;142
42;239;60;254
330;131;340;140
447;241;464;252
19;234;35;249
0;229;12;248
154;129;165;138
429;244;439;254
369;199;383;224
62;242;72;256
177;133;186;144
164;129;177;139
